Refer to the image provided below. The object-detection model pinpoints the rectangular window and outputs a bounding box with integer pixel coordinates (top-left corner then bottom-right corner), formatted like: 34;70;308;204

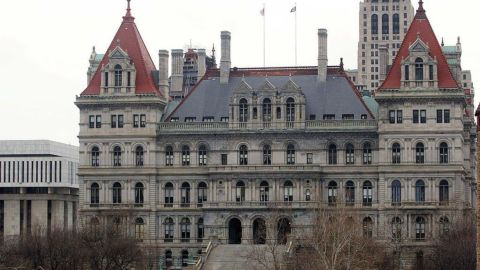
389;110;395;123
323;114;335;120
309;114;316;120
436;110;443;123
127;72;131;87
413;110;419;124
133;114;139;128
170;117;179;122
140;114;146;127
420;110;426;123
405;65;409;80
396;110;403;123
203;117;214;122
444;110;450;123
104;72;109;87
89;115;95;128
221;154;228;165
307;153;313;164
118;115;124;128
429;65;434;80
111;115;117;128
95;115;101;128
342;114;354;120
184;117;196;122
220;117;229;122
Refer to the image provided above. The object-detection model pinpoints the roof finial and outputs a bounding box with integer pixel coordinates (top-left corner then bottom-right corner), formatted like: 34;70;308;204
123;0;135;21
418;0;424;11
441;37;444;47
340;57;344;70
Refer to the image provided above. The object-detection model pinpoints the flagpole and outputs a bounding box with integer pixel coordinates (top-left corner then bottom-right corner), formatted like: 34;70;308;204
294;2;297;66
263;3;266;69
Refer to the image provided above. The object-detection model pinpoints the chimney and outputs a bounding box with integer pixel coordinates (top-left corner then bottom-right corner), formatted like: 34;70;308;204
171;49;184;93
317;29;328;82
379;45;388;83
220;31;231;84
197;49;207;78
158;50;169;98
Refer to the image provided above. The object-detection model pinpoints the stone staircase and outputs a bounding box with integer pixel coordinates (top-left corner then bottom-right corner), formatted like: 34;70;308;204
202;244;287;270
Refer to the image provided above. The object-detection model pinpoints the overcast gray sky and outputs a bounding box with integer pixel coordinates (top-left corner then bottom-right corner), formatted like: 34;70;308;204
0;0;478;145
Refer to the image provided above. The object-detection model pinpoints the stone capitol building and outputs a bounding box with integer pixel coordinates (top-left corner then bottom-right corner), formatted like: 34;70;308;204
75;0;476;268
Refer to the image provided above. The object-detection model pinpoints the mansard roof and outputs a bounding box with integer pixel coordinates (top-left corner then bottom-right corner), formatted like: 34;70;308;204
80;2;162;97
378;1;458;91
166;67;373;122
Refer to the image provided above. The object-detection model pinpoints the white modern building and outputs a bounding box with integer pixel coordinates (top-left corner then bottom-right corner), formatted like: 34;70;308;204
0;140;79;238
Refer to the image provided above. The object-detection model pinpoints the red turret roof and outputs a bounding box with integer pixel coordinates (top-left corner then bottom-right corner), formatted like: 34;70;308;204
81;1;161;97
378;1;458;91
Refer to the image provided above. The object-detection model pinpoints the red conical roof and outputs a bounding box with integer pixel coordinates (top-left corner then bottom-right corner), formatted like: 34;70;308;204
378;1;458;91
81;1;161;97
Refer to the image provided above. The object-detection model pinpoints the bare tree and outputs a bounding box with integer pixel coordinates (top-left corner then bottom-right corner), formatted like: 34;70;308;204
424;215;476;270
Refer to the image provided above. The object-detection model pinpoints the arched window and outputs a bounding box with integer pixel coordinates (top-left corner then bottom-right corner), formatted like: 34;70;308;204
165;250;173;267
164;182;174;207
305;189;311;201
263;98;272;123
363;181;373;206
345;181;355;206
391;180;401;205
91;146;100;167
286;98;295;123
363;142;372;164
260;181;269;202
134;182;144;205
236;181;245;202
328;181;337;206
415;180;425;203
180;218;191;242
328;144;337;165
415;58;424;81
393;13;400;34
382;14;389;34
371;14;378;35
392;143;401;164
90;183;99;204
114;64;122;91
284;181;293;202
198;145;207;166
439;216;449;234
112;182;122;204
164;218;174;242
263;145;272;165
439;180;449;205
165;146;174;166
181;250;189;267
239;98;249;122
345;143;355;164
197;182;207;205
239;145;248;165
113;146;122;167
135;146;144;167
135;218;144;239
363;217;373;238
439;142;448;164
415;216;426;240
182;145;190;166
391;217;402;241
415;142;425;164
197;218;204;242
286;144;295;165
181;182;191;206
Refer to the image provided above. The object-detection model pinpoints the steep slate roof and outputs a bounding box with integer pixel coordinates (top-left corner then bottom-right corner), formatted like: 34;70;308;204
378;1;458;90
81;1;161;97
166;67;373;122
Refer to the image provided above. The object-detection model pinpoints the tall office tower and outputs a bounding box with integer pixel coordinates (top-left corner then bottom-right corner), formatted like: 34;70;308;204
357;0;414;91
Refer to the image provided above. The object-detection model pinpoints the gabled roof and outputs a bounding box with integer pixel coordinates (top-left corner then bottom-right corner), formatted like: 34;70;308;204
81;1;161;97
166;67;374;122
378;1;458;90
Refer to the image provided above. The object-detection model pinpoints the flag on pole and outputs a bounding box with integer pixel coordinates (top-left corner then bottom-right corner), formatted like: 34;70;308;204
260;7;265;16
290;6;296;13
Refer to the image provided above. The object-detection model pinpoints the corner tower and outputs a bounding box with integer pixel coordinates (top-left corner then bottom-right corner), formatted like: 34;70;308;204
75;0;166;237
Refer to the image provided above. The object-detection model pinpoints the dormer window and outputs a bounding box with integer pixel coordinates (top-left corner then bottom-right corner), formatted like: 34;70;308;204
114;64;123;92
404;65;410;81
239;99;248;123
415;58;424;81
